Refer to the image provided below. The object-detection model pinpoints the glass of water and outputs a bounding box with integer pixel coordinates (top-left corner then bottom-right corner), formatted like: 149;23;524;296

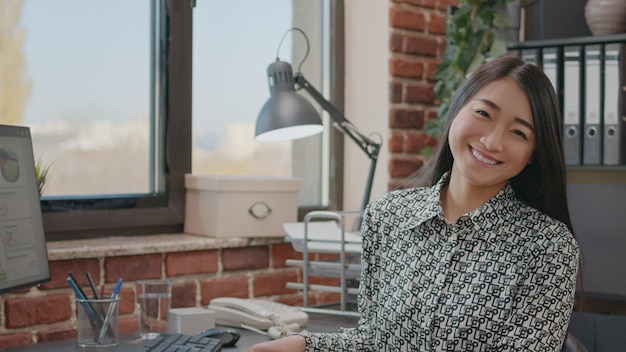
136;279;172;339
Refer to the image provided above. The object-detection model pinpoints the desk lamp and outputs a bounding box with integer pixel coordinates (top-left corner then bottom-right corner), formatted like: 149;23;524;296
255;28;381;211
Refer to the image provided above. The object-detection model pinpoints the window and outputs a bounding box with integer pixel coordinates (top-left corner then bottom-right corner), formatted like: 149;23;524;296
3;0;187;241
1;0;343;241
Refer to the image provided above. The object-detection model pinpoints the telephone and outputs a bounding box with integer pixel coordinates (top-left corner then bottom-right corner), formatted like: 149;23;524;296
208;297;309;331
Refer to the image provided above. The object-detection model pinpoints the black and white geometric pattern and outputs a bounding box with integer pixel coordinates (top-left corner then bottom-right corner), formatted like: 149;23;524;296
299;173;580;351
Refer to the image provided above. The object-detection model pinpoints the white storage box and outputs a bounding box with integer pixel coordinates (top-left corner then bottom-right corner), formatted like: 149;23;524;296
184;174;300;237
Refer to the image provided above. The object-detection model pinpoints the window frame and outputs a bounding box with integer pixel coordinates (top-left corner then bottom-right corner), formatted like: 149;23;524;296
41;0;344;241
42;0;191;241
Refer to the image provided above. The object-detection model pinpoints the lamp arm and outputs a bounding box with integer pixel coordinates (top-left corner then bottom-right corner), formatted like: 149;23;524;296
295;73;381;161
295;73;381;211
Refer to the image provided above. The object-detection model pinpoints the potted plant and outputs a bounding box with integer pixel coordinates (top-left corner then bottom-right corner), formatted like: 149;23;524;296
35;157;51;197
425;0;524;152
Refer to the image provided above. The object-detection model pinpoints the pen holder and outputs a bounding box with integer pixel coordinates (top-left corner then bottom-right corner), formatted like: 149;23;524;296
77;297;120;347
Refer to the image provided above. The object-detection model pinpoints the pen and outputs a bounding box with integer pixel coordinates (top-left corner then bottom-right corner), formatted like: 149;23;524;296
111;277;123;298
69;272;89;300
97;278;123;343
86;272;99;299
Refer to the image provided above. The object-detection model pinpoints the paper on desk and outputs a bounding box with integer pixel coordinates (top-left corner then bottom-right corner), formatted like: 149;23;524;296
283;221;363;253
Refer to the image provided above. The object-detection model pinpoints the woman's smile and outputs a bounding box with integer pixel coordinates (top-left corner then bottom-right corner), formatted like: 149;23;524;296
470;146;500;166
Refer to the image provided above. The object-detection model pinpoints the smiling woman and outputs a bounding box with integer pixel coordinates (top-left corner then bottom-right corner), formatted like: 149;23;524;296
245;55;580;352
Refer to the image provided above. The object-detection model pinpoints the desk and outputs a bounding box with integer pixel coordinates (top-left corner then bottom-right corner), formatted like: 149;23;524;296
3;313;359;352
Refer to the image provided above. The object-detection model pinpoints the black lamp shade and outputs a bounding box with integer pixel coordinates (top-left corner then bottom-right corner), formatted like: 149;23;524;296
255;61;324;142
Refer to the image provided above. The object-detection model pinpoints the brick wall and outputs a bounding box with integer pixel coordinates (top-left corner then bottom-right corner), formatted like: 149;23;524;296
0;243;340;348
388;0;456;188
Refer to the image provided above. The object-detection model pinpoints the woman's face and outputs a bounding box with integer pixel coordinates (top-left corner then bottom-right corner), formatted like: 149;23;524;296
448;77;536;191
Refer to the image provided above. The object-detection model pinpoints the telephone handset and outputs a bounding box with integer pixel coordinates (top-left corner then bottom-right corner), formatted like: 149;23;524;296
208;297;308;331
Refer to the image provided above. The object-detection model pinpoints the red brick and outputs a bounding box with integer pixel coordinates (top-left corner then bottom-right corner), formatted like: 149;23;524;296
316;253;340;261
118;288;136;315
392;0;427;6
0;333;33;348
38;295;72;325
389;131;405;153
171;281;197;308
422;0;436;8
275;295;306;307
390;109;425;129
222;246;269;271
390;82;403;103
406;84;436;104
253;271;298;297
37;327;76;343
272;243;302;268
429;12;448;34
5;295;72;328
317;291;342;305
5;299;36;328
105;254;162;282
439;0;460;11
390;32;404;52
308;275;341;287
406;131;429;153
42;259;99;290
389;157;424;178
390;58;424;78
425;58;441;80
120;316;139;333
166;250;218;276
390;8;425;31
405;36;438;56
200;276;249;305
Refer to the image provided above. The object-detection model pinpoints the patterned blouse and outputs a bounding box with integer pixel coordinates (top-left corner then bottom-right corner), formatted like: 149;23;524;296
299;173;580;351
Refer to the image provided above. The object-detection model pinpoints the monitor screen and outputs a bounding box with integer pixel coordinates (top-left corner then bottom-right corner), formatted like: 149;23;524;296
0;125;50;294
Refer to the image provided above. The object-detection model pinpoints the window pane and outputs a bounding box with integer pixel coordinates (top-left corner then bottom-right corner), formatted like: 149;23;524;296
192;0;330;208
192;0;293;178
9;0;156;197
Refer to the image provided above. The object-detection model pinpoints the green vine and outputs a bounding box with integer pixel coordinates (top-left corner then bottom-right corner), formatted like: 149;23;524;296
424;0;521;156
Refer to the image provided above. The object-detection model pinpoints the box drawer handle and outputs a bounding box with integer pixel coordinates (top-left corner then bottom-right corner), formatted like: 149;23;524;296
248;202;272;219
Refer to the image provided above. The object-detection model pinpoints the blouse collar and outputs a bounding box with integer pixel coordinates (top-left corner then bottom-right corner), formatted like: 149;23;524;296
402;172;519;234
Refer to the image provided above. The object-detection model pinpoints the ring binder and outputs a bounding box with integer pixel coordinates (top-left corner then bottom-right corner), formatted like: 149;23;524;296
583;44;603;165
602;43;625;165
563;46;583;166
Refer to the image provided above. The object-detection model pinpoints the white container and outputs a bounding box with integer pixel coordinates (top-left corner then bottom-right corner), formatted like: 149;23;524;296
184;174;300;237
168;307;215;335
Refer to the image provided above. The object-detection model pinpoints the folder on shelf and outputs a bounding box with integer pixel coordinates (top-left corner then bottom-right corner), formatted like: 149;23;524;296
563;46;583;166
583;44;603;165
542;47;558;92
602;43;626;165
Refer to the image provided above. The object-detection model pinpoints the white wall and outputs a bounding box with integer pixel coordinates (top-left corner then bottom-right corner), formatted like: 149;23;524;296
343;1;389;211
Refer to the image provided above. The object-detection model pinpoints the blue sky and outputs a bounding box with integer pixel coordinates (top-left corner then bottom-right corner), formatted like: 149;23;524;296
20;0;293;135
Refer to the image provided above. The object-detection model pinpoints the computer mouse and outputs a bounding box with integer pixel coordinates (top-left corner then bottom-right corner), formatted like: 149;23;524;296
196;327;241;347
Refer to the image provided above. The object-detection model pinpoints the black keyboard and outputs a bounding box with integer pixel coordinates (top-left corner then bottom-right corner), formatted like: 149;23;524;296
133;333;223;352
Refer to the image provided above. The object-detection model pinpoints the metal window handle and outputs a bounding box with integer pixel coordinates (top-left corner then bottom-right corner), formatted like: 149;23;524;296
248;202;272;219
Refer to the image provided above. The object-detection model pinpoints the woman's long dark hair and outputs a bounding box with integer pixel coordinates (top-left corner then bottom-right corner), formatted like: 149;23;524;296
409;55;574;233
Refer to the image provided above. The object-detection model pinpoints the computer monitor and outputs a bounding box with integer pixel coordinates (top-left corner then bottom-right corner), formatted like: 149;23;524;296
0;124;50;294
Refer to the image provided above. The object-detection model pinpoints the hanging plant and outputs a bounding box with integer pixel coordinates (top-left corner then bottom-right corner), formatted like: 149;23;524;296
424;0;523;156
